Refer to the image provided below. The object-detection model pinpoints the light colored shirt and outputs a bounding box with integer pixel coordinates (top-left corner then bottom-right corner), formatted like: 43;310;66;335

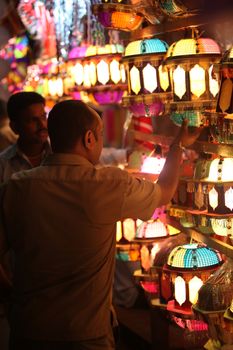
0;142;51;183
0;153;161;341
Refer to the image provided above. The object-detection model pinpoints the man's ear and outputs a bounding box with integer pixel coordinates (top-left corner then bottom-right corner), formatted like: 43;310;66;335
84;130;95;150
9;120;20;135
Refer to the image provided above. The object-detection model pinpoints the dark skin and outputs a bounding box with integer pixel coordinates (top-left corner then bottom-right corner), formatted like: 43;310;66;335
10;103;48;157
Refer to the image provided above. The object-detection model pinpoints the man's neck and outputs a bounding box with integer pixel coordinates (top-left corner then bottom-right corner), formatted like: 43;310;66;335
17;140;46;157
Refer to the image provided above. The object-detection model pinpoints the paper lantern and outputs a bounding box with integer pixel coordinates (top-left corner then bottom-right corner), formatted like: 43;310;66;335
165;37;221;126
162;243;223;311
122;38;171;117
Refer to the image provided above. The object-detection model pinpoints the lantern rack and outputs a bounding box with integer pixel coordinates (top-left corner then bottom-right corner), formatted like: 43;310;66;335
131;130;233;158
131;6;233;40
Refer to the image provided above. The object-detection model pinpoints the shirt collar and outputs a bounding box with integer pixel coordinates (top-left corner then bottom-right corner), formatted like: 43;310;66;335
4;142;51;160
42;153;94;167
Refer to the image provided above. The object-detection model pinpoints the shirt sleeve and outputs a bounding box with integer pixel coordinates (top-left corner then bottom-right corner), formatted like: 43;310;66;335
121;173;162;221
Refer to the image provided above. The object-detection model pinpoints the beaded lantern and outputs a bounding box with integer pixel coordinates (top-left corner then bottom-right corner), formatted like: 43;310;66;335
122;38;172;118
161;243;223;312
164;36;221;126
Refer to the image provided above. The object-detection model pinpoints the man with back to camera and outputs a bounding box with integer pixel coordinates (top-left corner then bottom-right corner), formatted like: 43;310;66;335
0;100;200;350
0;91;50;183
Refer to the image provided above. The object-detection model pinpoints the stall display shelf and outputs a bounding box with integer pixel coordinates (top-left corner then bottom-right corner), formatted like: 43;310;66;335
131;130;233;157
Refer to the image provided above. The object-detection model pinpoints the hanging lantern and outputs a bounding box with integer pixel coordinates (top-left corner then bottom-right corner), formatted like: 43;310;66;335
133;219;180;273
202;157;233;214
122;38;172;118
116;218;140;262
161;243;223;312
216;46;233;117
92;2;144;31
164;37;221;127
77;44;127;105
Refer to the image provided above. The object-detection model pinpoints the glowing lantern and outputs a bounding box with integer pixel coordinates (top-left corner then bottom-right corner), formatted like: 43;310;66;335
122;38;171;117
202;157;233;214
134;219;180;272
210;218;233;237
165;37;221;126
162;243;223;311
207;158;233;182
116;218;140;261
141;156;166;175
92;3;143;31
216;46;233;116
81;44;127;104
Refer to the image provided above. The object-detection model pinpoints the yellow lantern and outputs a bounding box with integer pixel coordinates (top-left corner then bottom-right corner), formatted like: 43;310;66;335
165;37;221;127
122;38;171;117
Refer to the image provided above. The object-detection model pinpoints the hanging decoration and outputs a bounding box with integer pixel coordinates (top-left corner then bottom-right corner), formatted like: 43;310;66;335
122;38;171;118
164;34;221;127
216;46;233;117
0;35;30;94
162;243;223;311
18;0;57;59
92;2;144;31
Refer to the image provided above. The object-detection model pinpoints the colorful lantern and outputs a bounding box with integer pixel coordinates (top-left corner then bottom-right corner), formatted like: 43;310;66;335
76;44;127;105
122;38;171;117
165;37;221;126
216;46;233;116
134;219;180;272
162;243;223;311
92;3;143;31
116;218;140;262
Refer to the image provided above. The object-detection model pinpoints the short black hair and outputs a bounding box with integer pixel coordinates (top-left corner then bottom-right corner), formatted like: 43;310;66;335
48;100;99;153
7;91;45;122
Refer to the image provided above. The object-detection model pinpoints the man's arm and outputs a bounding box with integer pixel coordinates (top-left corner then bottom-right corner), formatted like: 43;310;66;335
157;120;201;206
